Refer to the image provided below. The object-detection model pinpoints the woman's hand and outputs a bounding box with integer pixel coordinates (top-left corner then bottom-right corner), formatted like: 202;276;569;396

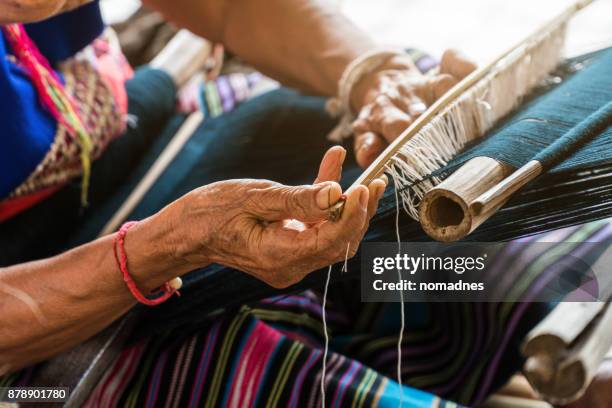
350;49;477;168
162;147;386;288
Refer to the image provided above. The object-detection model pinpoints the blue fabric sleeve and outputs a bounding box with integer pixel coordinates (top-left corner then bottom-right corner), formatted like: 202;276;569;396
0;37;57;198
24;0;104;63
0;1;105;198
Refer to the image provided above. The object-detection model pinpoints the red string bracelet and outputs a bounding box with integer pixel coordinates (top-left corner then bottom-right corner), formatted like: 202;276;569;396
113;221;180;306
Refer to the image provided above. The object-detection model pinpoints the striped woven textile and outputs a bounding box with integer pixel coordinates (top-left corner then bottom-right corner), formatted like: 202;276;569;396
84;296;457;408
79;220;610;407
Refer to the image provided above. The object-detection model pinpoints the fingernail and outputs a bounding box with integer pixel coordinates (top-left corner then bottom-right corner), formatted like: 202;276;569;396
377;184;386;199
409;101;427;116
316;183;341;209
359;188;369;210
316;184;332;209
359;139;371;152
338;147;347;164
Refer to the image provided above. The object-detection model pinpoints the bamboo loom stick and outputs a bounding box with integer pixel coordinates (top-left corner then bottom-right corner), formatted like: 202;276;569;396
99;111;204;236
328;0;594;221
522;301;612;405
421;100;612;241
98;30;212;238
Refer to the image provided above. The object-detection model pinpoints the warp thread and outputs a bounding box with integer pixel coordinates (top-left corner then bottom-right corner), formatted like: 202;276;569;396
320;243;351;407
387;24;566;219
443;50;612;177
393;175;405;407
320;264;332;407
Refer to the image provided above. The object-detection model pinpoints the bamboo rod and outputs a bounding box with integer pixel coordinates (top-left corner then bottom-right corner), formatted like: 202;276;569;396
436;100;611;240
471;161;543;216
472;100;612;217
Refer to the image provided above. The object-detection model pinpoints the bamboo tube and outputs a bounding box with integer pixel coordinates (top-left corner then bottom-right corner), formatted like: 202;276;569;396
418;157;513;242
522;301;612;405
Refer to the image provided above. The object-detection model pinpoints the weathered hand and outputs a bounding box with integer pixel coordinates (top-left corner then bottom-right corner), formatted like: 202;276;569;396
351;50;477;168
168;147;386;288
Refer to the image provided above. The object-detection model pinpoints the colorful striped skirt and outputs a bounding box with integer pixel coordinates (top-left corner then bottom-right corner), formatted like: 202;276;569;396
82;221;610;407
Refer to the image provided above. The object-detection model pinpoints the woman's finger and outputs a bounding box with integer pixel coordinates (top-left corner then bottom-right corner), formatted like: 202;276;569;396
302;185;369;258
378;104;413;143
354;131;386;168
352;103;375;134
440;49;477;80
250;182;343;222
421;73;458;105
367;178;387;219
314;146;346;184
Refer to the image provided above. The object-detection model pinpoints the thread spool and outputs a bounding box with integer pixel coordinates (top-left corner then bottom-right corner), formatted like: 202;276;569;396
418;157;514;242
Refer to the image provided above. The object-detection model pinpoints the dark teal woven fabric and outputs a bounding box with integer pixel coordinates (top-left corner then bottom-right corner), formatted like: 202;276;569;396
533;101;612;168
445;47;612;173
375;48;612;240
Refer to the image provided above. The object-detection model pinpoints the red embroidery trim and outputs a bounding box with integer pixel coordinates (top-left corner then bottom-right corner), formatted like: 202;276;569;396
113;221;179;306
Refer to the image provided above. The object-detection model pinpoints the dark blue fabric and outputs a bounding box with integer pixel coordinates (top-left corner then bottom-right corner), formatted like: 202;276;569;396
0;1;104;199
24;1;104;63
0;35;57;198
441;48;612;174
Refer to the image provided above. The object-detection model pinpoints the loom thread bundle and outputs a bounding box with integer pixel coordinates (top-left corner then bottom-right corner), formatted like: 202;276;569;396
387;24;567;219
417;47;612;241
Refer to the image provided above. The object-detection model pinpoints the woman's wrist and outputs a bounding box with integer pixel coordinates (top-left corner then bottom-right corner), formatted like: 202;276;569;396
120;209;197;293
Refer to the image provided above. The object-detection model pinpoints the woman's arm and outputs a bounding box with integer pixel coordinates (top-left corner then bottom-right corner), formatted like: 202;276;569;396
0;148;383;374
144;0;476;168
0;212;190;375
144;0;378;97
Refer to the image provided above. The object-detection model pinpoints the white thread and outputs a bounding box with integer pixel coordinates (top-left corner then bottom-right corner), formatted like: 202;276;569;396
392;176;405;407
387;25;566;219
321;241;350;406
320;264;333;407
341;243;351;273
